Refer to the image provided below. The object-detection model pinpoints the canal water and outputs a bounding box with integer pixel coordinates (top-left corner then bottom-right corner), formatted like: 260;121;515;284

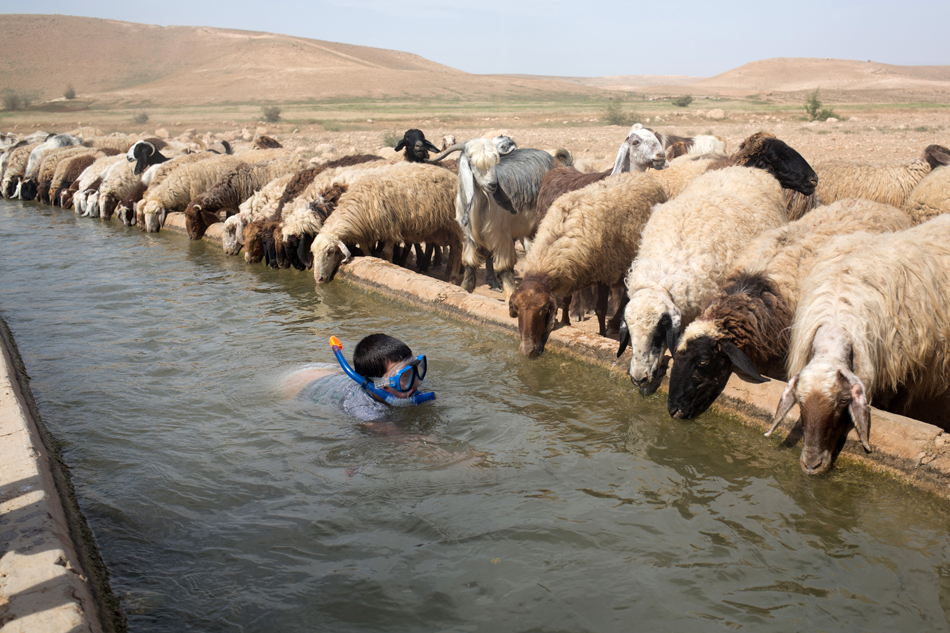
1;199;949;632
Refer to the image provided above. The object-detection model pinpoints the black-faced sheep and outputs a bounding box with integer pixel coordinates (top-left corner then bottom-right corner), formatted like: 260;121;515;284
784;144;950;219
311;164;461;284
666;199;915;420
508;172;668;356
766;214;950;475
395;129;440;163
618;164;804;395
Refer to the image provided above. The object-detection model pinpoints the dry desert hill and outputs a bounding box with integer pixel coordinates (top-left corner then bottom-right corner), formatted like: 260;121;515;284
3;14;950;106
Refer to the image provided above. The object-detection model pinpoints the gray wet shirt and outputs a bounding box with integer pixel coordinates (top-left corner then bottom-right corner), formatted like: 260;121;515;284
299;369;390;422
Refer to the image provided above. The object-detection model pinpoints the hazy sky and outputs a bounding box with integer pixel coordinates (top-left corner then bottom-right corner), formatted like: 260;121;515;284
3;1;947;77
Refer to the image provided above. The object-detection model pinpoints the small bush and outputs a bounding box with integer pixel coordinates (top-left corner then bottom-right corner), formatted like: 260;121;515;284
322;121;342;132
132;112;149;125
64;84;76;100
803;88;838;122
2;90;25;111
672;95;693;108
261;105;281;123
382;129;403;148
600;98;640;127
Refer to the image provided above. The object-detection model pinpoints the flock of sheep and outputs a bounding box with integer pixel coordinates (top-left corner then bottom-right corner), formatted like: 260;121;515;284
3;123;950;476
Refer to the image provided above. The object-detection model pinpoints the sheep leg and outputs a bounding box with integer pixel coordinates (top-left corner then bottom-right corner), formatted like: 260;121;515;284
433;245;443;269
461;237;484;293
499;269;518;302
444;243;461;285
485;253;502;291
607;294;629;337
596;283;611;336
560;294;572;326
394;243;413;267
416;243;433;273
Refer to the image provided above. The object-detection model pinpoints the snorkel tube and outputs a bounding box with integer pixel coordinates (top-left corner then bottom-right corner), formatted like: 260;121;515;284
330;336;435;406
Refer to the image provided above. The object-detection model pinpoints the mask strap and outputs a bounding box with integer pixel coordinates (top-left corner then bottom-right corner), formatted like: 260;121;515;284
330;337;435;406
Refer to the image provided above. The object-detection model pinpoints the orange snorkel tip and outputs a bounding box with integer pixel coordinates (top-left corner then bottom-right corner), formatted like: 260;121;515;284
329;336;342;349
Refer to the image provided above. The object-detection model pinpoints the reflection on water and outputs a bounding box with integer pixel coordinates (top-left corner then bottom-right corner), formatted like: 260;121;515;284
1;200;949;632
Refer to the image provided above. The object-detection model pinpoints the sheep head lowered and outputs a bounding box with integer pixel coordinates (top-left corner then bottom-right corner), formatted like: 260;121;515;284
733;132;818;196
222;215;245;256
395;129;440;163
509;275;558;357
311;233;353;283
618;285;681;395
766;325;871;475
611;124;668;175
667;273;785;419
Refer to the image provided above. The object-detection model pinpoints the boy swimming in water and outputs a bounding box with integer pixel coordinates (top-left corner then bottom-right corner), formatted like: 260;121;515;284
286;333;433;422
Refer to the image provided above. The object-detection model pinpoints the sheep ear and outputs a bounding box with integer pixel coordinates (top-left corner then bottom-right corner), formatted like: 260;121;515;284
611;143;631;176
722;339;768;383
337;240;352;263
458;153;475;227
616;319;630;358
424;140;440;153
844;372;872;452
508;299;519;319
766;374;799;436
394;138;407;152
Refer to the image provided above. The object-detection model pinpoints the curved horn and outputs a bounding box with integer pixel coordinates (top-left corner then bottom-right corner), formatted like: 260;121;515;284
616;320;630;358
426;142;466;163
765;375;799;436
337;240;352;263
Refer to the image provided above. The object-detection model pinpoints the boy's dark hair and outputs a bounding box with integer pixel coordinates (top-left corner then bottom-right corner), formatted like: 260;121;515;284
353;333;412;377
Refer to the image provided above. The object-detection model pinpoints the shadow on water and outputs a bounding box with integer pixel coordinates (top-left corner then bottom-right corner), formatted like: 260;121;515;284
2;200;950;632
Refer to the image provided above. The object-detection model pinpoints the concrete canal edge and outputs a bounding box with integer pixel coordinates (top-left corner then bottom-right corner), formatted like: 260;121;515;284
0;316;125;633
164;212;950;500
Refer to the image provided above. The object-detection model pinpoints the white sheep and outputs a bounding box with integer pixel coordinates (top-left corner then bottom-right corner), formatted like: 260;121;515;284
767;214;950;474
508;172;668;356
666;198;915;420
72;155;124;215
311;163;461;283
903;147;950;224
139;154;245;232
222;173;296;255
620;166;789;394
784;145;950;219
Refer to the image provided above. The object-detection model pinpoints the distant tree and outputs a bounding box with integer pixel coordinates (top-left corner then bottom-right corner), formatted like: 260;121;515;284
2;90;23;111
803;88;837;121
262;105;281;123
672;95;693;108
133;112;149;125
600;97;640;126
64;84;76;100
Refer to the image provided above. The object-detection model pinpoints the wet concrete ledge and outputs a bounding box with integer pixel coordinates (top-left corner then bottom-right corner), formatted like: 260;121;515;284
0;316;125;632
165;211;949;499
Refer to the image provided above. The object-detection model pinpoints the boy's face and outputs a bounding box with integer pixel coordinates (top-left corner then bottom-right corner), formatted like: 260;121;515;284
380;358;419;399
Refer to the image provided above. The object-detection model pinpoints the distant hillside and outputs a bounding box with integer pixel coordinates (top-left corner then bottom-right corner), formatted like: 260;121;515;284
2;16;949;106
659;58;950;103
0;14;602;105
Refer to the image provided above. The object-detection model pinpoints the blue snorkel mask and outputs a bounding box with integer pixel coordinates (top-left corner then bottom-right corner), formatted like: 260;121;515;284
330;336;436;406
